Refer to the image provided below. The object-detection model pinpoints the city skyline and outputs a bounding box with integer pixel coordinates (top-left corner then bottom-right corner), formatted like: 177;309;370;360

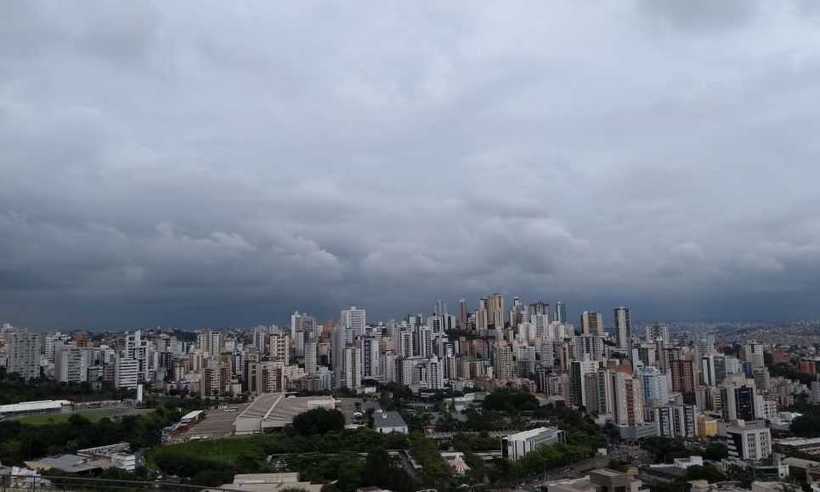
5;2;820;328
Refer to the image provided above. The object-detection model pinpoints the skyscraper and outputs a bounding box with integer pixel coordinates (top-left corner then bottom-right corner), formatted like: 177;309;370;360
55;345;89;383
646;324;670;344
494;343;514;379
458;299;468;330
555;302;567;324
487;293;505;329
341;306;367;339
477;298;489;332
580;311;604;336
570;358;599;408
7;330;42;380
304;341;318;375
614;306;631;350
638;366;669;405
670;359;697;404
611;372;645;426
743;341;765;369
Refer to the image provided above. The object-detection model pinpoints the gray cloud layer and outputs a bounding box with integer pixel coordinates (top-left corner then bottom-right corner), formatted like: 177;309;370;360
2;1;820;329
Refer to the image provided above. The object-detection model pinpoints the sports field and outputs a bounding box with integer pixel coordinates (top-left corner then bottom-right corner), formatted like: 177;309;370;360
17;407;153;426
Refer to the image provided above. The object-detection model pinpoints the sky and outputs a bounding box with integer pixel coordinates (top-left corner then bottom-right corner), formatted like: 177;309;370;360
2;1;820;330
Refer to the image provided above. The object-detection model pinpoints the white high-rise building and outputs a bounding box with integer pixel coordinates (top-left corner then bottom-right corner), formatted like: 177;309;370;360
342;346;362;391
341;306;367;339
639;366;669;405
55;346;90;383
7;330;41;380
570;358;599;408
611;371;645;427
361;337;381;379
725;421;771;461
743;341;765;369
114;356;139;389
645;324;670;344
268;334;290;363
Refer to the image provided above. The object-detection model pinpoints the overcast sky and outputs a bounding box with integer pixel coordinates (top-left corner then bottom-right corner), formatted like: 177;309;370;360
2;1;820;330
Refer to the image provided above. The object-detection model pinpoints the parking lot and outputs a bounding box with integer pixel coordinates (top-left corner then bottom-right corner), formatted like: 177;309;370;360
336;397;381;425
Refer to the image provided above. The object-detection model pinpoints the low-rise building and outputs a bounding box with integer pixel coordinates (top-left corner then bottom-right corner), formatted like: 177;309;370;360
217;472;322;492
547;468;647;492
502;427;565;461
775;437;820;457
372;410;408;434
725;421;772;462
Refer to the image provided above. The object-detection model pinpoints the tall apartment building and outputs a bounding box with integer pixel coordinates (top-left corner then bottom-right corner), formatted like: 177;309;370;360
555;302;567;324
361;336;380;379
341;306;367;339
743;341;765;369
570;358;599;408
487;293;505;329
638;366;669;405
114;356;139;389
342;346;362;391
476;298;489;332
574;335;606;361
55;346;89;383
580;311;604;336
304;341;318;375
7;330;42;380
670;359;697;403
721;384;764;422
458;299;468;330
494;343;514;380
611;372;645;427
268;333;290;363
646;324;670;344
614;306;631;350
654;404;697;439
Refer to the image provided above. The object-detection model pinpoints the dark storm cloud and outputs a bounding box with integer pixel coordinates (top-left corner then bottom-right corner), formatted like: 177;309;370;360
2;0;820;329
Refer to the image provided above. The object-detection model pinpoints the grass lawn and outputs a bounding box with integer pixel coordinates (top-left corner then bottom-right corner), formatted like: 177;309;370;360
18;407;154;426
150;436;265;466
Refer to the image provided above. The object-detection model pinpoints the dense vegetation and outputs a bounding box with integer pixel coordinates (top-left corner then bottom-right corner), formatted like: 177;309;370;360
639;437;696;463
445;390;606;483
149;427;412;489
790;406;820;437
409;432;451;486
0;405;181;465
482;388;539;413
292;407;345;435
0;370;133;404
512;443;595;477
769;363;814;385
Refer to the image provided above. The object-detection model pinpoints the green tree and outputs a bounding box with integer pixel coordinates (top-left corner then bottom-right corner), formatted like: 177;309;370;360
686;464;727;483
703;442;729;461
482;389;538;413
292;408;345;435
791;415;820;437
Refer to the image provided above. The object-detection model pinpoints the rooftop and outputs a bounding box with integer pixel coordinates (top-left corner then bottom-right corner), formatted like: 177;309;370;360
373;410;407;429
0;400;72;414
25;454;106;473
505;426;560;440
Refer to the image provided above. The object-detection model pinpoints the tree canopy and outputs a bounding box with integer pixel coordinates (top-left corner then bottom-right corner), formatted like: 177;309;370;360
482;389;538;413
292;408;345;435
